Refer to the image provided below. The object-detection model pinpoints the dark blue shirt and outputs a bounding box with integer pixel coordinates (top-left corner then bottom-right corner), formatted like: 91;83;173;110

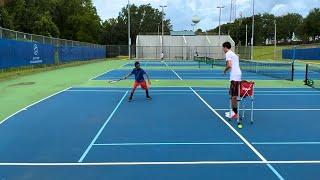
131;68;146;82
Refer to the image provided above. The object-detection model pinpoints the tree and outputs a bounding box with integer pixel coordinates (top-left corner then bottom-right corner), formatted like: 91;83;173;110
101;3;172;45
208;12;306;45
33;11;60;37
303;8;320;41
261;13;276;42
0;7;14;28
277;13;303;42
52;0;102;42
195;28;203;35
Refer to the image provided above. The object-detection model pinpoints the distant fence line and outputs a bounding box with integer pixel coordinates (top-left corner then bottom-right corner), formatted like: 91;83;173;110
106;45;251;60
0;26;106;70
0;26;104;48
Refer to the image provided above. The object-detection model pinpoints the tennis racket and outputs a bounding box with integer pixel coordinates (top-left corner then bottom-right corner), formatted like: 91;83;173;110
108;79;123;84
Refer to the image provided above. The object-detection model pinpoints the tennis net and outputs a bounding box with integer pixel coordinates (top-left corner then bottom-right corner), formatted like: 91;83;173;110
205;58;294;81
194;56;206;63
305;64;320;89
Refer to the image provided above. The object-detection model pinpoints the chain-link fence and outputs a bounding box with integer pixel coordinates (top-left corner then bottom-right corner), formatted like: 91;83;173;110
0;26;106;71
0;26;104;48
133;46;251;60
106;45;133;58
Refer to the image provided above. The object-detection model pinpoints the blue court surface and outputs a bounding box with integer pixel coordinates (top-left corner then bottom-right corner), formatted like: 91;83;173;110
93;69;306;80
0;87;320;179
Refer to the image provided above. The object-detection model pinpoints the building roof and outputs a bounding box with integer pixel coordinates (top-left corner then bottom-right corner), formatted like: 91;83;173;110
170;31;195;36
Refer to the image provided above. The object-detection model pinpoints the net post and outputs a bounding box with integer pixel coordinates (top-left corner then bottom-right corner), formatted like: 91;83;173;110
304;64;309;85
291;62;294;81
292;46;297;61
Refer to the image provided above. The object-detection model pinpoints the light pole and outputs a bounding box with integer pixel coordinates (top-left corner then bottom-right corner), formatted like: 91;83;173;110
245;24;248;47
128;0;131;60
217;6;225;39
160;5;167;54
230;0;233;22
251;0;255;60
274;20;277;60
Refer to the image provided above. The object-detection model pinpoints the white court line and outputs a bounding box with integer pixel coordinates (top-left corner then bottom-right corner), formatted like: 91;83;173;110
190;87;284;180
0;87;71;125
162;61;183;80
66;90;320;96
78;91;128;162
70;86;313;89
89;61;131;80
70;86;320;94
93;142;244;146
67;89;190;92
0;161;320;166
93;142;320;146
253;142;320;145
178;72;308;75
89;69;114;80
199;93;320;96
215;109;320;111
67;90;127;92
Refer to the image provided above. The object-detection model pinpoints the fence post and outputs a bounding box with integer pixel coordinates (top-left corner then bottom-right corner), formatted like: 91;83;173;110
15;31;17;40
118;45;121;57
304;64;309;85
0;27;2;39
292;46;297;61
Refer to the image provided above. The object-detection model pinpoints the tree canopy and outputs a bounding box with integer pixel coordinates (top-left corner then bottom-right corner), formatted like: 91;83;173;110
0;1;319;46
209;9;320;45
101;3;172;45
0;1;172;45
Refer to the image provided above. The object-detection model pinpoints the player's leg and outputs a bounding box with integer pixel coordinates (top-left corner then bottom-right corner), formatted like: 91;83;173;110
231;96;238;117
230;81;239;118
129;81;138;101
141;81;151;100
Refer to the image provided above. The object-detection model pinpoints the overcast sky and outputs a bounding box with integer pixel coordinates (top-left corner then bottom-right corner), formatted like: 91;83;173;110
94;0;320;31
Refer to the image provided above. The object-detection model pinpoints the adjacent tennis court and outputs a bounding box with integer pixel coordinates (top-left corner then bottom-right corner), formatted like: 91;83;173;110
1;59;320;179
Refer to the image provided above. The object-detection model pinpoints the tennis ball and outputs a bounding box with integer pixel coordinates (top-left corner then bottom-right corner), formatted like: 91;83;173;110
238;124;243;129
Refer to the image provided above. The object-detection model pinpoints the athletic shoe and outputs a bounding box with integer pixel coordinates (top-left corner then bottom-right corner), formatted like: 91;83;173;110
225;111;232;116
225;111;238;119
146;96;152;100
128;98;133;102
231;113;238;119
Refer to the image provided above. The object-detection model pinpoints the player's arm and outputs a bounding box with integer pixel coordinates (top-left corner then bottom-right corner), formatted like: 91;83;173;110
145;72;151;85
223;60;232;75
123;72;133;80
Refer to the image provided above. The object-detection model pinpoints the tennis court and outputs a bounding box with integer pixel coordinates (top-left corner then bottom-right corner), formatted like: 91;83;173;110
0;86;320;179
0;59;320;179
